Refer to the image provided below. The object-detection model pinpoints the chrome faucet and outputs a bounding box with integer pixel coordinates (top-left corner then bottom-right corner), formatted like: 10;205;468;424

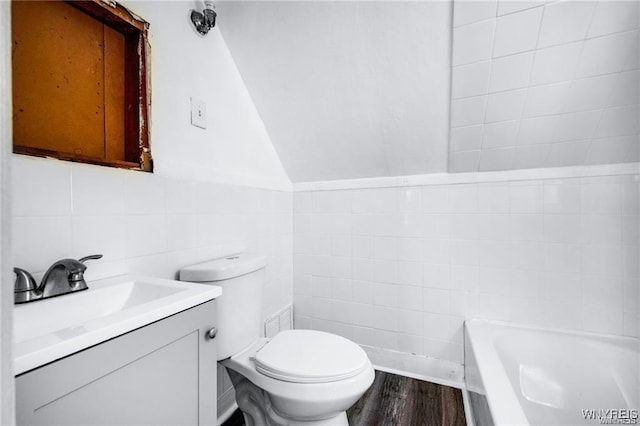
14;254;103;304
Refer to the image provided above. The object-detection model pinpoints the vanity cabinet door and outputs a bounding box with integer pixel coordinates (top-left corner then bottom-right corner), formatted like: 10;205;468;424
16;300;217;426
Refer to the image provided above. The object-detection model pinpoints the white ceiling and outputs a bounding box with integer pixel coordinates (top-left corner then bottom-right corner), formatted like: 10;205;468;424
216;1;452;183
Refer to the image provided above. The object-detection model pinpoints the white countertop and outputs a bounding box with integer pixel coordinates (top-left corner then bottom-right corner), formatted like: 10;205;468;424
13;274;221;375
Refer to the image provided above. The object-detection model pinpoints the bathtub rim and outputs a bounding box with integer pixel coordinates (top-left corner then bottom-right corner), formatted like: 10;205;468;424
464;319;639;426
465;319;527;426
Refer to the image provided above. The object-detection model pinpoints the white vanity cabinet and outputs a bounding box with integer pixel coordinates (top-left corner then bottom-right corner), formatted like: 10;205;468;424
16;300;217;426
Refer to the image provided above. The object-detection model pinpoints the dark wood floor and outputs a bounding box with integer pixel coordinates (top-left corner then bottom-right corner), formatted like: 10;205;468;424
222;409;245;426
347;371;466;426
222;371;466;426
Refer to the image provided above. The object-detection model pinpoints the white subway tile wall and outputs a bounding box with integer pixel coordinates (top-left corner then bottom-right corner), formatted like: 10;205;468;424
449;0;640;172
293;175;639;365
13;155;294;417
12;154;294;335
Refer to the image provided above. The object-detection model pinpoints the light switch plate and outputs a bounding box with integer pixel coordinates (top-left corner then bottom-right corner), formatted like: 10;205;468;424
190;97;207;129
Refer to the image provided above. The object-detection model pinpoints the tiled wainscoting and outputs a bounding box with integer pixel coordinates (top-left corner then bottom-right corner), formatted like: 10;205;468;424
12;154;294;416
12;155;294;318
293;170;639;365
12;154;640;408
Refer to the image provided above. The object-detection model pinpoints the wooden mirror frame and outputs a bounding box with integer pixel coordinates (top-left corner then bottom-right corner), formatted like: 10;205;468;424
12;0;152;172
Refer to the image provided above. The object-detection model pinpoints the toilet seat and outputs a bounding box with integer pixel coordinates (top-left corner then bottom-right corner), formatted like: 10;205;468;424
223;335;375;423
254;330;369;384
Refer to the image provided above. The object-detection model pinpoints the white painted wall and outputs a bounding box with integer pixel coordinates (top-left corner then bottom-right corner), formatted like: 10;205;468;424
123;1;291;190
217;1;452;182
293;166;639;365
0;2;14;424
450;0;640;172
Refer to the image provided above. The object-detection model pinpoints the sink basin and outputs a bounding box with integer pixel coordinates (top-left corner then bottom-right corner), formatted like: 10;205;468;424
13;274;221;375
15;281;183;342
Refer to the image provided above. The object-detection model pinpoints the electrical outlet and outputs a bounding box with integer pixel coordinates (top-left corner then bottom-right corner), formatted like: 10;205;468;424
190;97;207;129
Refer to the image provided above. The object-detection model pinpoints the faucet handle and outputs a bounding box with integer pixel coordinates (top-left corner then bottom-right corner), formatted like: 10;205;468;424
78;254;103;263
14;267;40;304
71;254;103;279
69;255;103;291
14;267;37;292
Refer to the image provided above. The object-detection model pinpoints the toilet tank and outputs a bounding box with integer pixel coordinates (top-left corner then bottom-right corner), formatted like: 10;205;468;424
180;254;266;360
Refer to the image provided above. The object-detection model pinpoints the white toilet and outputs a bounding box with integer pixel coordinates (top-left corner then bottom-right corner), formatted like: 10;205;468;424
180;253;375;425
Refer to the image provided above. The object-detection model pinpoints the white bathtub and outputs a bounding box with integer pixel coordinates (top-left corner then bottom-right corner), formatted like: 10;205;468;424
465;320;639;426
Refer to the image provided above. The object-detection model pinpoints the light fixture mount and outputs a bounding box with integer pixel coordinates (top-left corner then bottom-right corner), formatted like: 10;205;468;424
191;0;216;36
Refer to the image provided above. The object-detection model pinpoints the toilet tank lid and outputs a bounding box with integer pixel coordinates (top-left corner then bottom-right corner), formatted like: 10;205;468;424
180;254;267;282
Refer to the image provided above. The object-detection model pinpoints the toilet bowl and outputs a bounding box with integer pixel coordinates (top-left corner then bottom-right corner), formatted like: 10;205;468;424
224;331;374;424
180;254;374;425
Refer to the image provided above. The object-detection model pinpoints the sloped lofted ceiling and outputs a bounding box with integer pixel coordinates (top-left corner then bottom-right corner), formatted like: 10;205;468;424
216;1;452;183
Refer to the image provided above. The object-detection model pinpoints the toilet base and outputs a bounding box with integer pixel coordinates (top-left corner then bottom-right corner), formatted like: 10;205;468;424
226;368;349;426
